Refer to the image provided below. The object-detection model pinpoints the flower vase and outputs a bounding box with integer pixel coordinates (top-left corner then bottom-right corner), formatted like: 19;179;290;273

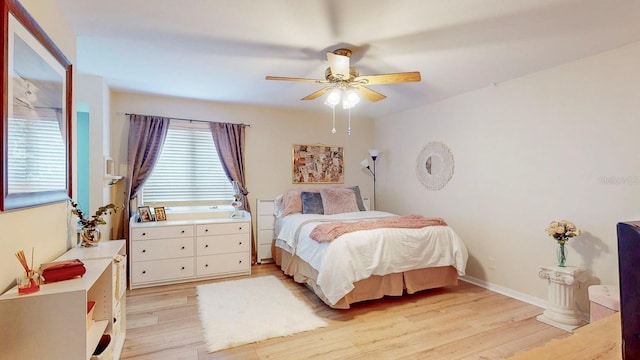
80;227;101;247
557;243;567;267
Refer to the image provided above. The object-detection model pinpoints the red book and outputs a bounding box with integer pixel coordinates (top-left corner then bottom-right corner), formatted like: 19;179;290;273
39;259;86;283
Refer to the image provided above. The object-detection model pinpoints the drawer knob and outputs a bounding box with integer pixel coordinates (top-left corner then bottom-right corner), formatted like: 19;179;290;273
181;266;185;270
239;226;242;230
142;270;146;274
142;232;146;236
205;229;209;232
239;242;242;245
181;230;185;234
142;249;146;253
238;260;242;264
181;246;185;250
205;244;209;248
205;264;209;267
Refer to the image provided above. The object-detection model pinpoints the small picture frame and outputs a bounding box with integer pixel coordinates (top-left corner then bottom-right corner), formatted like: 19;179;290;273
138;206;153;222
154;206;167;221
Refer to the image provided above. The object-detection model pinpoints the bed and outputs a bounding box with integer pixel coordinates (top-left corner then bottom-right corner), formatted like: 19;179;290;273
272;187;468;309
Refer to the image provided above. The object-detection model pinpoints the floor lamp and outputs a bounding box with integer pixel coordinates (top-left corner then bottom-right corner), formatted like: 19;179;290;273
360;149;380;210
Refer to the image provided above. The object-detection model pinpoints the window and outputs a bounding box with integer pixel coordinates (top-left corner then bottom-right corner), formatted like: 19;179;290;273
141;120;234;207
8;116;66;193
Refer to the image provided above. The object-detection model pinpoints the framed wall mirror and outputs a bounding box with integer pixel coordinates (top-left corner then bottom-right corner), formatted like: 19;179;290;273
1;0;72;211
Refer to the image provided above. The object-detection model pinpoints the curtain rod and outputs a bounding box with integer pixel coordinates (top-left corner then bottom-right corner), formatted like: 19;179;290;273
124;113;251;127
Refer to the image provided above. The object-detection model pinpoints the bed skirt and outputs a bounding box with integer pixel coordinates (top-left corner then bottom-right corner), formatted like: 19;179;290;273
273;246;459;309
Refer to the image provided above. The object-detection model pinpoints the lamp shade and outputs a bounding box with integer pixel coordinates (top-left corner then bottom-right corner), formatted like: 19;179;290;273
368;149;381;158
342;89;360;109
360;159;370;168
324;88;341;108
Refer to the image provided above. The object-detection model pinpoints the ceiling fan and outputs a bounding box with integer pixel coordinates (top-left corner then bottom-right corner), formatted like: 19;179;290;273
265;48;421;104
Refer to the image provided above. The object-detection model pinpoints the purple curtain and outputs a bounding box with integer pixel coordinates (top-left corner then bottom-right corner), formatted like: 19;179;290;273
209;122;254;261
123;114;170;242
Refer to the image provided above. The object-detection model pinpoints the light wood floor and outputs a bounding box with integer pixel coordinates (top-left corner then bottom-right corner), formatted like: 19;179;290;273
121;264;570;360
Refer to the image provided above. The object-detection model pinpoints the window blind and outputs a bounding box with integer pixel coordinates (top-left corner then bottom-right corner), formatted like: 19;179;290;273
8;117;66;193
141;120;234;206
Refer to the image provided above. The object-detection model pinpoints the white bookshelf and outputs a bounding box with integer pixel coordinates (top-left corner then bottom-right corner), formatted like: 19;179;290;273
0;240;126;360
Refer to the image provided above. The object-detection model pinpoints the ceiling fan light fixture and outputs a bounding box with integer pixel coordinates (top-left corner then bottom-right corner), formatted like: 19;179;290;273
324;87;342;108
265;47;421;135
342;89;360;109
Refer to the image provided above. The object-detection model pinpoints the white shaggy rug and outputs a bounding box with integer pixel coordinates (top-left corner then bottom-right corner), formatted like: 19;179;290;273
196;275;328;352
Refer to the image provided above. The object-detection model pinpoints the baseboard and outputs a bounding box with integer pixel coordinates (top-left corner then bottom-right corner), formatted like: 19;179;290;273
459;275;548;309
460;275;591;321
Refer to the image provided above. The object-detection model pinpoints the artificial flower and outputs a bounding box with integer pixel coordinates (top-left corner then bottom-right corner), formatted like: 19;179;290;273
71;200;117;229
546;219;581;244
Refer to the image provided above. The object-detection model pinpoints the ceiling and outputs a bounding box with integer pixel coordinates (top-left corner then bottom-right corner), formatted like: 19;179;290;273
53;0;640;118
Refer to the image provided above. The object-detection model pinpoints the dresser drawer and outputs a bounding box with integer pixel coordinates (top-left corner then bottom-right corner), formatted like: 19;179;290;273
197;234;249;255
257;200;275;215
131;238;194;261
130;258;194;284
258;214;275;229
196;222;249;236
196;253;251;276
131;225;194;240
258;229;275;246
258;243;272;260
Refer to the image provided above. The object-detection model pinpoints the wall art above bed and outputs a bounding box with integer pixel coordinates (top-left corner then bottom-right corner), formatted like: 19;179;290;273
292;144;344;184
416;141;454;190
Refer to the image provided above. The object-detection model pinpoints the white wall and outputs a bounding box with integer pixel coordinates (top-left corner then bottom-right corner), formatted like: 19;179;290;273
110;92;376;236
0;1;77;291
76;75;116;238
376;41;640;310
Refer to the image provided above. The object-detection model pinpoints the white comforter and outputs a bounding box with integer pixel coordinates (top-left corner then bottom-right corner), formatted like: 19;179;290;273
275;211;468;305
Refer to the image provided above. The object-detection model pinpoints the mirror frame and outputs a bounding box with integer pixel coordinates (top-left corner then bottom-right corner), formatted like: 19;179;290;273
1;0;72;211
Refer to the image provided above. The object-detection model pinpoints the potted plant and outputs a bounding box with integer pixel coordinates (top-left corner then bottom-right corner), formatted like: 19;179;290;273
71;201;118;247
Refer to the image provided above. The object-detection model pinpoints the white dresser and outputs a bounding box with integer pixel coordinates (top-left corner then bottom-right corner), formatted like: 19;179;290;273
129;211;251;289
0;240;127;360
256;199;276;263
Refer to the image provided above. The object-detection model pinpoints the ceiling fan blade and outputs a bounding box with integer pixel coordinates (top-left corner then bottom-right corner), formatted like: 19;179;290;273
357;86;387;102
301;87;332;100
326;52;350;79
356;71;421;85
265;75;325;83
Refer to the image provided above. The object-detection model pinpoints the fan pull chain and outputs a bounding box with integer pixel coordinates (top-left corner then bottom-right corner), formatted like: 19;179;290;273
331;106;336;134
347;108;352;136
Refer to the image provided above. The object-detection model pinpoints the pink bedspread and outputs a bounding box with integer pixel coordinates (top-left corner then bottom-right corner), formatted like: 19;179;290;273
309;215;448;243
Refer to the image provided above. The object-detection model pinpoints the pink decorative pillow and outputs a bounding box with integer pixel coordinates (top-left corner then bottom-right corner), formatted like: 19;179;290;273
320;188;359;215
279;189;321;217
280;189;303;217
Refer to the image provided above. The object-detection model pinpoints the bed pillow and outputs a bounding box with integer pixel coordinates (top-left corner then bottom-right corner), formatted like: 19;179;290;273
273;194;284;217
320;188;359;215
301;192;324;214
280;189;303;217
279;188;321;217
346;185;366;211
